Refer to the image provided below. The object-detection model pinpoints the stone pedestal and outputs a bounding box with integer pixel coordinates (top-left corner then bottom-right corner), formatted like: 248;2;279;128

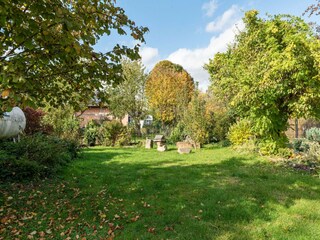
176;142;192;154
157;145;167;152
178;148;192;154
145;138;153;149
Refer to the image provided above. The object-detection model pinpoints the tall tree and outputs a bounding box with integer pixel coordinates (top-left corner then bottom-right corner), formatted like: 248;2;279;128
145;60;195;125
182;91;210;147
305;0;320;16
206;10;320;142
0;0;148;112
108;59;148;133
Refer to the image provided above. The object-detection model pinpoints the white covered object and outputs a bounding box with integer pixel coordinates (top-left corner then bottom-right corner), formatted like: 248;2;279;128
0;107;26;139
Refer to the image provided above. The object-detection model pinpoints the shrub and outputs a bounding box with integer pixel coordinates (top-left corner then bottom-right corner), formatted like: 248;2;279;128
211;112;235;142
301;141;310;153
258;134;288;156
227;119;254;146
292;139;309;153
83;121;99;146
97;120;131;147
292;139;303;152
306;127;320;142
307;142;320;161
23;107;52;135
182;93;210;146
277;148;293;159
42;106;80;142
218;139;231;147
168;122;186;144
0;134;79;181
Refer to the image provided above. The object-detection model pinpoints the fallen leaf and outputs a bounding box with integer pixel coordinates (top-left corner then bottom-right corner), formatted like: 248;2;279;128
164;226;174;231
0;217;8;224
131;215;140;222
148;227;156;234
1;89;10;98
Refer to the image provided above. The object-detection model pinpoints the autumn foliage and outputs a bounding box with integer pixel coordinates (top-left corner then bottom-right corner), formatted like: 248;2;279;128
145;60;195;124
23;107;52;135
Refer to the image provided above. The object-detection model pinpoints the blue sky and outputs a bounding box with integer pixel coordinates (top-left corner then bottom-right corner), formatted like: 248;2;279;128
95;0;319;90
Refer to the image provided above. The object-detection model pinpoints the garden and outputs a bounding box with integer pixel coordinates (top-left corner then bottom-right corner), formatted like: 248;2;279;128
2;0;320;239
1;146;320;239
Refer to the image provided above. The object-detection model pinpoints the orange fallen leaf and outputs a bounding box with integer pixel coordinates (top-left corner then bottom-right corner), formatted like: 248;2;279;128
131;215;140;222
0;217;8;224
1;89;10;98
147;227;156;234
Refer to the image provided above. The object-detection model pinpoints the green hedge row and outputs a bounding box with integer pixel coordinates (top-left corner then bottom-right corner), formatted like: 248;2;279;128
0;134;79;181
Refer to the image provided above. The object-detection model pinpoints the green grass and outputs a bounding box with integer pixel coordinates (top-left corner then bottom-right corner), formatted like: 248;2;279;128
1;145;320;239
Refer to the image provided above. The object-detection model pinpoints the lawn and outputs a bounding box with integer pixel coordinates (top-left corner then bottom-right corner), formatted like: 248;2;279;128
1;146;320;239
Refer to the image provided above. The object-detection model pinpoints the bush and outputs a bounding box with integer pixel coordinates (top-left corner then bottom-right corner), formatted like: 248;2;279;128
292;139;303;152
292;139;309;153
23;107;52;135
277;148;293;159
42;106;80;142
258;134;288;156
211;112;235;142
218;139;231;147
97;120;131;147
182;93;210;146
227;119;254;146
301;141;310;153
83;121;99;146
306;127;320;142
0;134;79;181
307;142;320;161
168;122;186;144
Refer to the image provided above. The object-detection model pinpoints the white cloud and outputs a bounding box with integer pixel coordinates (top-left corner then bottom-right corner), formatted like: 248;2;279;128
168;20;244;91
205;5;240;33
202;0;218;17
139;46;160;70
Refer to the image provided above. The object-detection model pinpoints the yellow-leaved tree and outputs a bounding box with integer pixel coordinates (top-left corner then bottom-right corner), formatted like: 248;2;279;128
145;60;195;125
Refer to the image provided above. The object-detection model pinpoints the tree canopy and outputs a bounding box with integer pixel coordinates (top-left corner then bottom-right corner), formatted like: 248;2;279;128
206;10;320;141
0;0;148;112
107;59;148;131
145;60;195;124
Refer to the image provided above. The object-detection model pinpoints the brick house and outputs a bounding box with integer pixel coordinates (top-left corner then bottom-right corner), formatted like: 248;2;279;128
76;105;129;127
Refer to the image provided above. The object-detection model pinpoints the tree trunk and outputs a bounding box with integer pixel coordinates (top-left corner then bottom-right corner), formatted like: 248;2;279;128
295;118;299;138
133;118;141;137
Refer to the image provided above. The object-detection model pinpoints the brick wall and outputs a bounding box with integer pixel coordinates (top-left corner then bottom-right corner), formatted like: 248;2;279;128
76;107;129;127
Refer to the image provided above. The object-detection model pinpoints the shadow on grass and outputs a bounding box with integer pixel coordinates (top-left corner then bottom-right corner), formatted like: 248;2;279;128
2;147;320;239
68;148;320;239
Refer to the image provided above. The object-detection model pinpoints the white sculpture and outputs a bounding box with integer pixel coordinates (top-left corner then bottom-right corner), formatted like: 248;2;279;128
0;107;26;140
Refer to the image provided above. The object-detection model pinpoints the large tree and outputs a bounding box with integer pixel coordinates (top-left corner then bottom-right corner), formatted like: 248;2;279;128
0;0;148;112
206;10;320;141
182;91;210;147
107;59;148;132
145;60;195;125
